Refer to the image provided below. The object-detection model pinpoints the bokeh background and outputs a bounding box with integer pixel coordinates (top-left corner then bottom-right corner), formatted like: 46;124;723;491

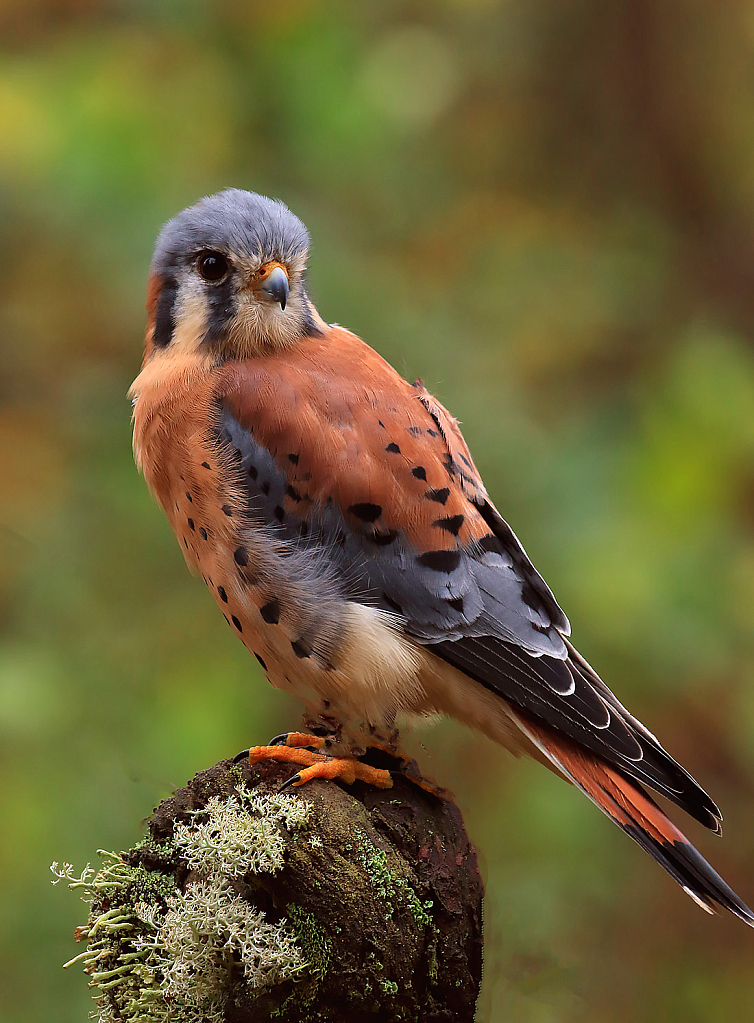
3;2;754;1020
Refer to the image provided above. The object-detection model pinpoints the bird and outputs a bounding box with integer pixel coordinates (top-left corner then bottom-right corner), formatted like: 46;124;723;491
130;187;753;925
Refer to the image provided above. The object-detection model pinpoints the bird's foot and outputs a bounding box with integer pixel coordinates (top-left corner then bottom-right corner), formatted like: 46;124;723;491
239;743;393;790
233;731;329;766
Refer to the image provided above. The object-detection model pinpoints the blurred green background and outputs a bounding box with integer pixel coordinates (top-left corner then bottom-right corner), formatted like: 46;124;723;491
2;2;754;1020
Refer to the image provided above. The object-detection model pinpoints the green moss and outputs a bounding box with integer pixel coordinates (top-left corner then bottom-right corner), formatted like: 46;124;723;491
356;834;398;911
395;879;433;927
286;904;332;981
132;839;175;858
128;865;177;904
380;979;399;995
354;828;432;928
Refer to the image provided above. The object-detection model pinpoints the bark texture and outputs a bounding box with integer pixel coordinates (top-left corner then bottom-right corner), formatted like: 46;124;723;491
121;753;484;1022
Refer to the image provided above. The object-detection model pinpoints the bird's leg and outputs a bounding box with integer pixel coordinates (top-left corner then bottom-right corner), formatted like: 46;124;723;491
359;723;450;798
366;722;401;754
263;711;345;753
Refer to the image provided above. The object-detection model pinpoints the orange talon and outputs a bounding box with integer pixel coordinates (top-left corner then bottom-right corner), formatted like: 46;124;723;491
292;757;393;789
248;745;328;768
246;744;393;789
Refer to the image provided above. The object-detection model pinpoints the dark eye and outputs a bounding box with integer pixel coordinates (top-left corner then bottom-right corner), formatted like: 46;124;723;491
196;250;230;283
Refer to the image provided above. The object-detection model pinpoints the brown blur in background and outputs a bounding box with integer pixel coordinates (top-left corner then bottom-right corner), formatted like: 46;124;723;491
2;3;754;1021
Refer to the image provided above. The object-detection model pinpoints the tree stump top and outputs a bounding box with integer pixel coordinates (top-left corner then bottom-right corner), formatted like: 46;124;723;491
64;755;484;1022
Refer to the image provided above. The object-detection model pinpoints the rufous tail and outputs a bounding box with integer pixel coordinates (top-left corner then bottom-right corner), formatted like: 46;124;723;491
510;709;754;925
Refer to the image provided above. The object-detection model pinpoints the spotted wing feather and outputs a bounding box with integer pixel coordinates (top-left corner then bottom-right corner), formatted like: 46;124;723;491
219;330;566;654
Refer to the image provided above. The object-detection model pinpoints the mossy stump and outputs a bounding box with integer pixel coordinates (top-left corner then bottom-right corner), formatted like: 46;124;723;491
61;754;484;1022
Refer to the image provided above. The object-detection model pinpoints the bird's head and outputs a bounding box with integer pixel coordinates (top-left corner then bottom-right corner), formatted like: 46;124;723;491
144;189;322;362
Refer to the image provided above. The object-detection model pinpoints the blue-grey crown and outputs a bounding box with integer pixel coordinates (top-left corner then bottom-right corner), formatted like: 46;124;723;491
151;189;310;274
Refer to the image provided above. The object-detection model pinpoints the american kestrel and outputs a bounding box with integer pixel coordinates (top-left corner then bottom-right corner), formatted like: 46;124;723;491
130;189;752;924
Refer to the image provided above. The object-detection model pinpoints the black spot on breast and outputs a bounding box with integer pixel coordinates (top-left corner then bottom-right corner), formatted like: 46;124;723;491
231;615;243;632
254;652;268;670
291;638;312;659
233;547;249;567
427;428;439;438
383;593;403;614
185;492;193;503
261;481;270;496
434;514;464;535
217;586;228;602
222;613;229;625
412;466;427;481
286;485;302;502
274;505;285;522
386;442;401;454
221;504;233;517
448;596;464;613
426;487;450;504
187;518;195;531
153;274;178;348
460;454;474;470
199;527;208;540
248;464;258;481
183;538;188;549
288;453;299;465
407;426;422;436
371;530;398;546
201;461;211;470
417;549;462;573
260;600;280;624
378;420;385;428
348;502;382;523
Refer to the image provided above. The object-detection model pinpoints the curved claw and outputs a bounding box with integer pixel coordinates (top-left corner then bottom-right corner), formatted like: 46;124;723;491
279;773;302;792
269;734;291;746
233;748;251;765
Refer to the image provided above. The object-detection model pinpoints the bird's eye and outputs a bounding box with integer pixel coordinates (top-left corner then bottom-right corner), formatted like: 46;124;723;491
196;251;230;283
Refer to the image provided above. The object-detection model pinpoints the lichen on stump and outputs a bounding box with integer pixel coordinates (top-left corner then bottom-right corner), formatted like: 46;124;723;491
54;754;484;1022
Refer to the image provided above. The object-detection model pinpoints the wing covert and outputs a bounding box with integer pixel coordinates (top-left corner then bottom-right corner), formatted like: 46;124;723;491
217;333;568;658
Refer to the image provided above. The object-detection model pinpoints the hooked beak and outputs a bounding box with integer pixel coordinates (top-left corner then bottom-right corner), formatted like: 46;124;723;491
256;264;289;310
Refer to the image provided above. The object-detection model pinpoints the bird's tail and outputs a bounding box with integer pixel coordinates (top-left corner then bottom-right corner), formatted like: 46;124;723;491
509;708;754;925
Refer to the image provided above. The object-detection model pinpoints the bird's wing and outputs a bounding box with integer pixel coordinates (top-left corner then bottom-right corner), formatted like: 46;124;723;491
217;329;720;832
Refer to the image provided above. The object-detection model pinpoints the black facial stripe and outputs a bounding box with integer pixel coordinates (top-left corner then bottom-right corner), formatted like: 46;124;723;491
153;275;178;347
202;277;238;345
